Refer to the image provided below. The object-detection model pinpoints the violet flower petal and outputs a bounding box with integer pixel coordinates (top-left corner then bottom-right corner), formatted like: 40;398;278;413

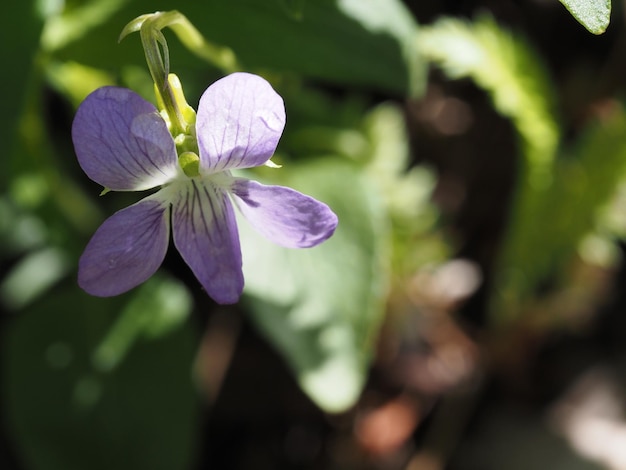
171;181;243;304
72;87;178;191
196;72;286;172
78;198;170;296
231;179;338;248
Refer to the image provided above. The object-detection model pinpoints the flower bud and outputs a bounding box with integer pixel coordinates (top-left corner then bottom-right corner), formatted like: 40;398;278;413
178;152;200;178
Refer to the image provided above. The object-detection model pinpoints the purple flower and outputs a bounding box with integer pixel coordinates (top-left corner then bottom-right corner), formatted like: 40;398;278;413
72;72;338;304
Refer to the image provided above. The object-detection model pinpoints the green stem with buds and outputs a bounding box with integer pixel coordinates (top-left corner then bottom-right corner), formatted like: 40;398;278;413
119;10;240;136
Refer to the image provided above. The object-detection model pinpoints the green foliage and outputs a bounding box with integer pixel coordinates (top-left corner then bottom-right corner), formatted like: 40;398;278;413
238;93;446;411
362;103;446;276
1;3;435;466
552;105;626;269
2;277;199;470
0;1;42;190
236;99;443;411
419;15;560;187
420;16;562;315
240;159;390;412
14;0;626;467
46;0;425;96
420;14;626;319
559;0;611;34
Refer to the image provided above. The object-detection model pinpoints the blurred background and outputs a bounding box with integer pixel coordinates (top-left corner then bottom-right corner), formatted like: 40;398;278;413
3;0;626;469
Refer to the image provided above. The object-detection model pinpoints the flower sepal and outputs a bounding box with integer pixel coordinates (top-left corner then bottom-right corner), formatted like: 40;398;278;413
264;159;283;169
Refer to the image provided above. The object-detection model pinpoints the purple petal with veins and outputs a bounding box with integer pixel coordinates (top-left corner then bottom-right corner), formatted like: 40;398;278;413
78;198;170;296
72;87;178;191
171;180;243;304
231;178;338;248
196;72;285;172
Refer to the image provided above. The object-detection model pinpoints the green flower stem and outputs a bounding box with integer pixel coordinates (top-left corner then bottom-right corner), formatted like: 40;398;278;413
120;12;185;135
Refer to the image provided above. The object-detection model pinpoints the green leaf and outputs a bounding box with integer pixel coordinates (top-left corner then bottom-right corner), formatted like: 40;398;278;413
559;0;611;34
2;276;199;470
239;159;390;412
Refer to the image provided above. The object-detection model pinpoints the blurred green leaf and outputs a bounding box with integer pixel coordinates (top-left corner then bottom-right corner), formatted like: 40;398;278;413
41;0;127;52
362;103;446;275
0;247;69;310
0;196;48;256
0;1;43;190
419;15;560;187
92;276;194;372
46;61;116;107
559;0;611;34
9;62;103;239
52;0;424;96
420;16;562;318
553;104;626;268
420;15;626;321
2;276;199;470
239;159;390;412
